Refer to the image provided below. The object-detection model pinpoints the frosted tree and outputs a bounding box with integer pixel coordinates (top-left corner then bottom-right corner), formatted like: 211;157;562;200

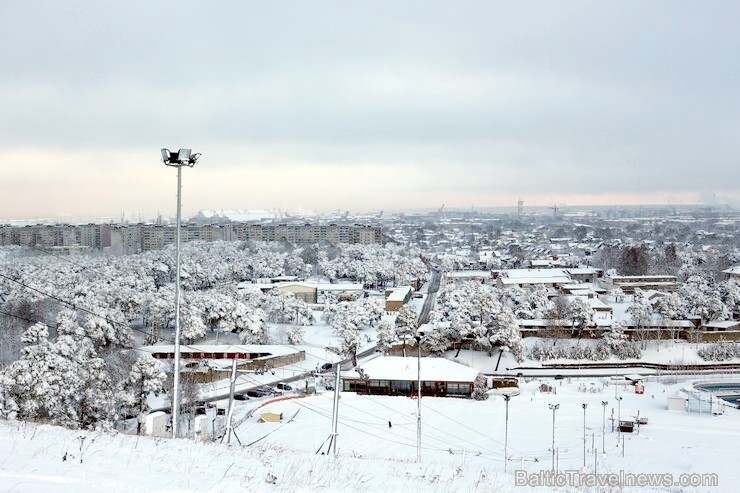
395;304;419;356
236;307;268;344
180;302;207;343
567;297;596;340
609;287;625;303
422;327;453;356
376;320;396;353
1;322;115;428
627;288;652;349
332;316;361;366
119;354;167;434
287;325;305;344
484;303;524;369
656;292;686;341
719;280;740;317
598;320;641;359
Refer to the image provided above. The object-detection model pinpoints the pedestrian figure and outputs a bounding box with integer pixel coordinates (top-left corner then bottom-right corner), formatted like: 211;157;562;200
388;421;392;428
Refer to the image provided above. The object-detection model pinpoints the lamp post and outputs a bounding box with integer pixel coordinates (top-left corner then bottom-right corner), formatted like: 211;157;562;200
161;148;200;439
504;394;511;473
616;396;623;440
548;403;559;471
582;403;587;468
414;331;425;463
601;400;608;453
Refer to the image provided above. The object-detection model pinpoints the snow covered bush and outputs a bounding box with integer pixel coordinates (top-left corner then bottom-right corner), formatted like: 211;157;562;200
697;339;740;361
597;322;642;359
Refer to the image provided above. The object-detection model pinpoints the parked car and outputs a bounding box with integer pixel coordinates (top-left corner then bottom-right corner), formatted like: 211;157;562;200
246;389;267;398
276;383;293;391
321;363;333;371
233;393;249;401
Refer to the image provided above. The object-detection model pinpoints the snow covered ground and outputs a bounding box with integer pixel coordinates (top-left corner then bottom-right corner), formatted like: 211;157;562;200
3;376;739;492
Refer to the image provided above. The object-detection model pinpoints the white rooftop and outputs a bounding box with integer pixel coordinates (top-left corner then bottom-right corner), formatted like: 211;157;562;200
347;356;479;383
141;344;297;358
388;286;413;301
317;283;364;291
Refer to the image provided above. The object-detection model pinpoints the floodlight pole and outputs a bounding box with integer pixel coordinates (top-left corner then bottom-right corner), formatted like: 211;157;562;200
582;403;587;469
549;403;559;472
162;148;199;439
415;333;423;463
503;394;511;473
601;401;608;453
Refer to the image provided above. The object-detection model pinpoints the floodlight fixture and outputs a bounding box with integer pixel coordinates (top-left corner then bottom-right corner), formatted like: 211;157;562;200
177;148;192;162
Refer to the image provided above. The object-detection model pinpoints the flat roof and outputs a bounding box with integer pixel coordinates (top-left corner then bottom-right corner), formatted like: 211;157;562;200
388;286;413;301
141;344;298;359
345;356;479;382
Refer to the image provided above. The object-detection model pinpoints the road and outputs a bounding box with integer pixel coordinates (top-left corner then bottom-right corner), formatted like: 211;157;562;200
418;268;441;324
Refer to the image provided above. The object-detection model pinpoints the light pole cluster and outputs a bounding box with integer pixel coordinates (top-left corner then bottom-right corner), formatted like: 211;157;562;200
161;148;201;439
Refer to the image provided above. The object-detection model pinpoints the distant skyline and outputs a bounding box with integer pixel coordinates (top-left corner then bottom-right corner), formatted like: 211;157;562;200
1;2;739;221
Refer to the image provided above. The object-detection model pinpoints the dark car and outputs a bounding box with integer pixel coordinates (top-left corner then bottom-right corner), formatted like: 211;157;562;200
246;389;267;398
233;393;249;401
321;363;333;371
276;383;293;391
554;375;565;380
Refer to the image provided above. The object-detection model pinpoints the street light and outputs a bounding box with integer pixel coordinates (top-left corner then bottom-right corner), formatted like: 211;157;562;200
161;147;201;439
601;401;608;453
548;403;560;472
503;394;511;473
616;396;623;440
582;403;587;468
414;331;425;463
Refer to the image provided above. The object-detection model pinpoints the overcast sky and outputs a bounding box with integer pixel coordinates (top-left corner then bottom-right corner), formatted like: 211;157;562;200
1;1;739;221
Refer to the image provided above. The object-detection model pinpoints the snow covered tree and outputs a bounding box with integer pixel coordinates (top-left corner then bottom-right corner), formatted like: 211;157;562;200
567;297;596;340
627;288;652;349
598;320;641;359
287;325;305;345
656;292;686;341
119;354;167;434
1;322;115;428
333;316;361;366
236;307;268;344
180;302;207;343
422;327;453;356
472;374;488;400
376;320;396;353
395;304;419;356
609;287;625;303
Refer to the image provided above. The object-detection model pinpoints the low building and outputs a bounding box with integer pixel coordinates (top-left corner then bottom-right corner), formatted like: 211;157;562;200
317;283;365;301
385;286;413;311
602;275;678;294
447;270;492;284
342;356;479;397
142;344;306;382
496;268;572;289
275;282;318;304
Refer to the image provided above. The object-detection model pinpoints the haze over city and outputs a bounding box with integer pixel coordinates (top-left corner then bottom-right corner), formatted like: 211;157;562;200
1;1;739;221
